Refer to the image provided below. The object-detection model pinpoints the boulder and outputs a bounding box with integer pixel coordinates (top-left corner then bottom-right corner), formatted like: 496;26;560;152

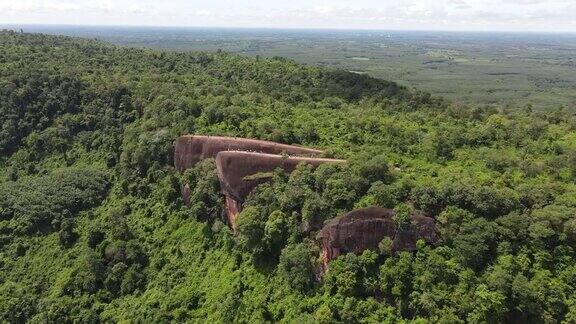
174;135;324;171
316;207;439;267
317;207;395;265
391;213;438;252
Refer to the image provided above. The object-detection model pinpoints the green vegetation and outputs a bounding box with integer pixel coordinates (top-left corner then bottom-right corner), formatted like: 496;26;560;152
1;30;576;322
17;26;576;110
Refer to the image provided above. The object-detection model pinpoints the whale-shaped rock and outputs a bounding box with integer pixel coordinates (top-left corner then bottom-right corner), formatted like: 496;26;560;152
215;151;345;229
174;135;324;171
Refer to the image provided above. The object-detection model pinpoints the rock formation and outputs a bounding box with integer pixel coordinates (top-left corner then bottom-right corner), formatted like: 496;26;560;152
182;183;191;208
175;136;438;268
215;151;346;229
316;206;438;268
391;213;438;252
174;135;323;171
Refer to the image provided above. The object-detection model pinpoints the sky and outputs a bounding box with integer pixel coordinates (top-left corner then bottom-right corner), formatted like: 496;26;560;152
1;0;576;33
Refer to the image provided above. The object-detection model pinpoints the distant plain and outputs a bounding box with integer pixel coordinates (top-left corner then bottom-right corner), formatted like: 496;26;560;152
6;25;576;110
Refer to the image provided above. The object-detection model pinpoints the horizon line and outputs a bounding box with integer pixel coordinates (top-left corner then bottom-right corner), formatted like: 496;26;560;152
2;23;576;35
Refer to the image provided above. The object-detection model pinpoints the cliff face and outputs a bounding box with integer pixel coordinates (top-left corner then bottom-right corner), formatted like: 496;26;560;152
215;151;346;227
174;135;438;267
174;135;323;171
317;207;439;267
317;207;394;266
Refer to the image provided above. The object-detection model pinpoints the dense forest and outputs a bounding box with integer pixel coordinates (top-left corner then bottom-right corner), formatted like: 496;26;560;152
1;30;576;323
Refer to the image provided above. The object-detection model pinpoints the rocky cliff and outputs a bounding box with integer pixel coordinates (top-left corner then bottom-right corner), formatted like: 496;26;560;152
317;206;438;268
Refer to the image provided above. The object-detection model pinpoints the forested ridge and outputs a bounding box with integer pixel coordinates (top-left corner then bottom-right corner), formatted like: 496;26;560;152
1;30;576;323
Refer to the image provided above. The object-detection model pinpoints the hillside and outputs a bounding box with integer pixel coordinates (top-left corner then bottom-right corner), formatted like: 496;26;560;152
13;26;576;110
1;31;576;322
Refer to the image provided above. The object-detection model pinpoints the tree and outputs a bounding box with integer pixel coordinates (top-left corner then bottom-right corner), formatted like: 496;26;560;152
452;218;501;270
264;210;292;253
87;226;105;249
357;154;392;184
325;253;363;297
393;203;412;231
58;218;77;247
236;206;265;252
277;243;314;292
467;284;507;323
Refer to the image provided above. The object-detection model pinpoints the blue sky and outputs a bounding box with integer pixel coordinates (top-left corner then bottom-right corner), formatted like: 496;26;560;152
1;0;575;32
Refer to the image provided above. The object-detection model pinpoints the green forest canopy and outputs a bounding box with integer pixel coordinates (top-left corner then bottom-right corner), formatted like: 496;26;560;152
1;30;576;323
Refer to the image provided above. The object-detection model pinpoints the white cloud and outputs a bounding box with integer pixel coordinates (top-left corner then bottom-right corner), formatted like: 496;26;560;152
194;10;212;17
0;0;574;32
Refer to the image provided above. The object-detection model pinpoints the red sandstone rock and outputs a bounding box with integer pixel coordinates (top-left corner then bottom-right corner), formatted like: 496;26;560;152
215;151;346;228
182;183;191;208
174;135;324;171
225;196;241;231
316;207;438;267
216;151;346;203
317;207;395;266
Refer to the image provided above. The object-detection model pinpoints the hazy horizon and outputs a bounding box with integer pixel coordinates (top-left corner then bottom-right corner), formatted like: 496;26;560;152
1;0;575;33
3;23;576;36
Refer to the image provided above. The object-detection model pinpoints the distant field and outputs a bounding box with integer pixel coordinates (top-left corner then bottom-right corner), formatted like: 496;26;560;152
6;25;576;110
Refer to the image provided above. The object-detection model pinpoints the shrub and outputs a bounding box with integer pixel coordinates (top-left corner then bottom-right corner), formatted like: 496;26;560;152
277;243;314;292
